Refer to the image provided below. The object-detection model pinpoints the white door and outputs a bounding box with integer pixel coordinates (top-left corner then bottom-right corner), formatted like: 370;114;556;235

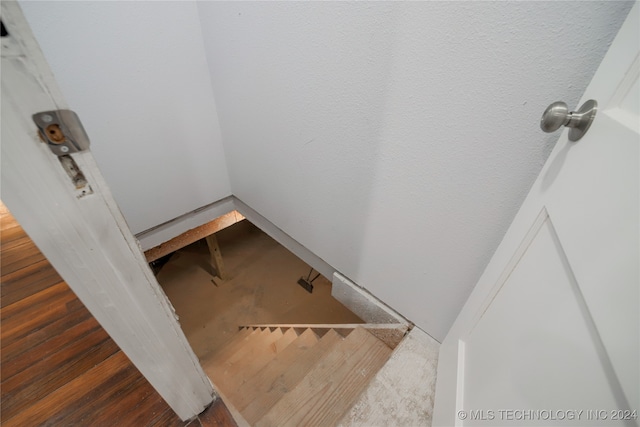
433;4;639;427
0;3;214;420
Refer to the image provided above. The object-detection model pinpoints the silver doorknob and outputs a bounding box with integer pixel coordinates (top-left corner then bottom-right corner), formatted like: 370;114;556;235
540;99;597;141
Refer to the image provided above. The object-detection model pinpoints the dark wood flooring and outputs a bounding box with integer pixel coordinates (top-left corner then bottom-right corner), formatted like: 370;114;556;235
0;203;237;427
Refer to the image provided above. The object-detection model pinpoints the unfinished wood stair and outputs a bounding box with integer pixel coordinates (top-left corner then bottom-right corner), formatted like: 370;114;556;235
203;325;395;427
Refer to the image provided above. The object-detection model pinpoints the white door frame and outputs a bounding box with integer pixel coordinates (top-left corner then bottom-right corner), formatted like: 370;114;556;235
0;2;214;420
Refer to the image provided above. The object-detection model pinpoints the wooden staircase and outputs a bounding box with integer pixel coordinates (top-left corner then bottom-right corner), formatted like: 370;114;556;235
203;325;395;427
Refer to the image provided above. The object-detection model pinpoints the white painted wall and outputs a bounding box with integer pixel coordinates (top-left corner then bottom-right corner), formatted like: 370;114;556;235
20;1;231;234
198;2;633;341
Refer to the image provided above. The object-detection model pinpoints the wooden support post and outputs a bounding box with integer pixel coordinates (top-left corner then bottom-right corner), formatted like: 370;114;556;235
205;234;226;280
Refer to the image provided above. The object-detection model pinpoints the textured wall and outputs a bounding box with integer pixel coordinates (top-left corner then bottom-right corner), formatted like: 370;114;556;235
198;2;633;340
21;1;231;234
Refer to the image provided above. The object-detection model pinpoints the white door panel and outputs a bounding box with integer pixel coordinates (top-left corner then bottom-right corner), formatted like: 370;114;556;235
546;111;639;412
544;39;639;414
434;4;639;426
463;212;624;426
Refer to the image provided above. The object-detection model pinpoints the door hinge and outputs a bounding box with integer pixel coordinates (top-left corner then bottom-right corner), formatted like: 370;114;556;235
32;110;90;156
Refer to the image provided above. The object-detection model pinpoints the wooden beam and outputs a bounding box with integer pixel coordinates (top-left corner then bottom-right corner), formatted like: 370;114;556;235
205;234;226;280
144;211;244;263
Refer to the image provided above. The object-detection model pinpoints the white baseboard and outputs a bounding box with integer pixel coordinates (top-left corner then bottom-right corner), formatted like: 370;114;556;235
136;196;236;251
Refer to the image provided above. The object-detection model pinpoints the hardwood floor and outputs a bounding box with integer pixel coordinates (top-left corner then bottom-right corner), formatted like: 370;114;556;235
0;203;236;427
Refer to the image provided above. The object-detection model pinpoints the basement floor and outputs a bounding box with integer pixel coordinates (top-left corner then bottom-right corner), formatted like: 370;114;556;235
155;220;363;362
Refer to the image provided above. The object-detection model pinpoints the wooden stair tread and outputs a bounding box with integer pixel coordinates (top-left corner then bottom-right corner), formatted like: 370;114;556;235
216;327;270;365
207;328;274;375
221;328;299;404
274;328;298;354
241;329;342;424
256;327;392;427
205;327;255;366
223;328;279;365
208;328;284;391
231;328;320;411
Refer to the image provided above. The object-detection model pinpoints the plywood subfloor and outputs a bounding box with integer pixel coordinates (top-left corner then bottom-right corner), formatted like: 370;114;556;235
156;220;362;361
